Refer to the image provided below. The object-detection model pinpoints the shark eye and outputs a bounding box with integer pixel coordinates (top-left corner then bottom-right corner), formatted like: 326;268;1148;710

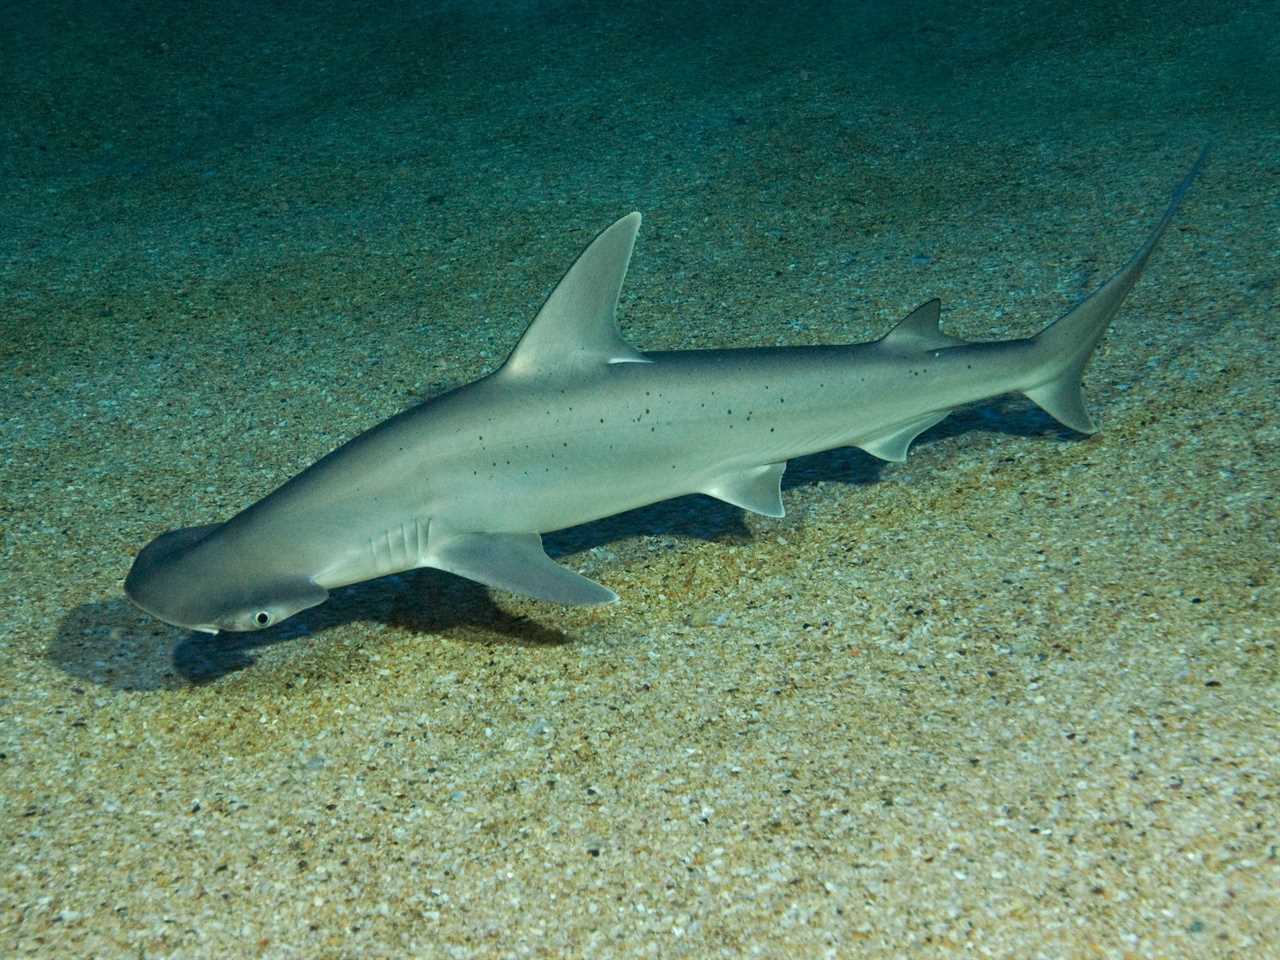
255;611;272;627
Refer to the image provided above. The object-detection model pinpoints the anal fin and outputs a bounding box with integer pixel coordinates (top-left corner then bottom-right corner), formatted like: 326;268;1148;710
703;462;787;517
859;411;949;462
427;531;617;605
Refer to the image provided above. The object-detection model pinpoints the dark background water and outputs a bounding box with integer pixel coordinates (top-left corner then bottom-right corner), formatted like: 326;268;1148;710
3;0;1270;280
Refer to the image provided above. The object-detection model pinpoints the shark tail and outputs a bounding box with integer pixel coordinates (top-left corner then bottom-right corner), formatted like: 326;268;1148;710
1021;148;1207;434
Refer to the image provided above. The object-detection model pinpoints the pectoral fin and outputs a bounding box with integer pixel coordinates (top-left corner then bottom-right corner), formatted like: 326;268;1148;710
427;531;617;605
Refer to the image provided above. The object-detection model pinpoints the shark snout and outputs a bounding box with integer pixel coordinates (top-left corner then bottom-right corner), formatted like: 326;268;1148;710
125;525;225;632
125;522;329;633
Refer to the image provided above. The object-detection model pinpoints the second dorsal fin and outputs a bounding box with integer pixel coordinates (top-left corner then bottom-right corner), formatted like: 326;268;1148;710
877;299;967;353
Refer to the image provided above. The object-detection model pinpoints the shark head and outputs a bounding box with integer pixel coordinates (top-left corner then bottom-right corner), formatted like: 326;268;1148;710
124;524;329;633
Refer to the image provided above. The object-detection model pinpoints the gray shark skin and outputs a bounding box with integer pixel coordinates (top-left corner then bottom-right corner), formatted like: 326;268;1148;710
125;152;1206;634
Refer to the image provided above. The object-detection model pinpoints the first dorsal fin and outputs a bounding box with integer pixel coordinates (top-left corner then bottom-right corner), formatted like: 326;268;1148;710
877;299;967;353
499;213;651;379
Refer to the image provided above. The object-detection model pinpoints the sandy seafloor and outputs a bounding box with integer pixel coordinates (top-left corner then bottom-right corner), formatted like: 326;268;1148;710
2;0;1278;956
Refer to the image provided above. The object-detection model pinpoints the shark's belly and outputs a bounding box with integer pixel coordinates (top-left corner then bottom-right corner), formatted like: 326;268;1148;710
423;426;713;534
418;376;856;534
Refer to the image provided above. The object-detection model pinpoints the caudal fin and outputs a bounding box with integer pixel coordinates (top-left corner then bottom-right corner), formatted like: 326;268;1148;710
1024;147;1208;434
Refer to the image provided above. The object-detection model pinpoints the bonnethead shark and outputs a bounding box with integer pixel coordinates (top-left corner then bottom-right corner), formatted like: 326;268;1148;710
126;153;1205;634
